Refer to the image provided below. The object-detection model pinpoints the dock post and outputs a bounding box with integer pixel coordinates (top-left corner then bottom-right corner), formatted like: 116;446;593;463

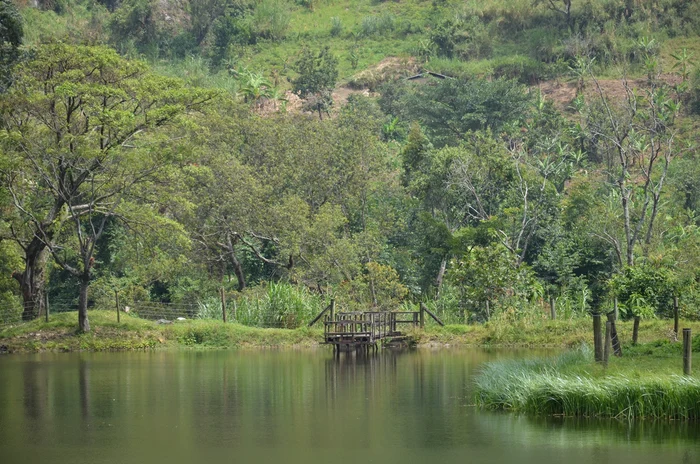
593;313;603;363
683;328;692;375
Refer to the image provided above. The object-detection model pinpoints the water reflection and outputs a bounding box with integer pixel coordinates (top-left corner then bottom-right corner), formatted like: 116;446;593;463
0;349;698;464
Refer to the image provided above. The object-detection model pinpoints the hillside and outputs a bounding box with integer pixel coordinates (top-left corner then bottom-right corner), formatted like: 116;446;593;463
1;0;700;333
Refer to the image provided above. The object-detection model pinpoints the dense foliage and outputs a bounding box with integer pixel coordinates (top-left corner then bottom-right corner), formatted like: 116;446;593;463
1;0;700;331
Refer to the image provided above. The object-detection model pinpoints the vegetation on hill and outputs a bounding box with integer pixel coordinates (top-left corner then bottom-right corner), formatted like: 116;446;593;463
1;0;700;336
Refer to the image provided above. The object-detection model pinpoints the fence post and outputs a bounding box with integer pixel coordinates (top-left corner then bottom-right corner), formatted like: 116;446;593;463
549;295;556;320
419;303;425;328
603;321;612;367
593;313;603;363
683;328;692;376
674;296;679;338
115;290;120;324
44;292;49;323
220;288;227;323
607;312;622;357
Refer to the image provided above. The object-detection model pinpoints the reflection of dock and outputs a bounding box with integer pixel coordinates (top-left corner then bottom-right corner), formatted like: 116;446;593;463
309;301;443;353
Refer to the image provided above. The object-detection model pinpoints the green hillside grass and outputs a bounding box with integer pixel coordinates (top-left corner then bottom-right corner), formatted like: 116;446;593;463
17;0;700;88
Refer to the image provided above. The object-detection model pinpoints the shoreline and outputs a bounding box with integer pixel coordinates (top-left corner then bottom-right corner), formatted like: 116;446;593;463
2;311;698;355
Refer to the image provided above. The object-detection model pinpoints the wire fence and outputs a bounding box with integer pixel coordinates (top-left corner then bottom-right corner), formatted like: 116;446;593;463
0;298;84;328
0;290;450;331
0;295;323;330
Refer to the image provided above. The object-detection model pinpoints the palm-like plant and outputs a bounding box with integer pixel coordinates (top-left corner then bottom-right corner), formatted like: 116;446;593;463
237;70;274;104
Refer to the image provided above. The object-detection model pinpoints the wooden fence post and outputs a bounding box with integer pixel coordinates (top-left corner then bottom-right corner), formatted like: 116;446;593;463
593;313;603;363
683;328;692;376
419;303;425;328
603;321;612;367
674;296;679;338
607;312;622;357
632;316;640;345
115;290;120;324
220;288;227;323
550;295;556;320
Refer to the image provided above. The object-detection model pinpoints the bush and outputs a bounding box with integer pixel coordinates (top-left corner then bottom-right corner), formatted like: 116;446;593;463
491;55;548;84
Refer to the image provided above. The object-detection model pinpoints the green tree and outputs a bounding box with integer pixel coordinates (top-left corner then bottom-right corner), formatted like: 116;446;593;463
0;0;23;92
397;77;531;147
0;43;214;330
291;46;338;119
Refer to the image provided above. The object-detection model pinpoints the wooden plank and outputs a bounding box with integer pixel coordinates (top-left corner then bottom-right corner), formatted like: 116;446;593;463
421;304;444;326
309;302;332;327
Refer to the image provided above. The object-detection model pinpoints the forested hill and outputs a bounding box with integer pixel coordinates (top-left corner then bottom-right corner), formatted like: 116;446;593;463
1;0;700;332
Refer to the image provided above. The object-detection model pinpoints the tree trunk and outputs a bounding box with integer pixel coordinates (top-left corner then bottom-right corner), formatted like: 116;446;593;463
231;255;246;292
434;256;448;299
78;276;90;332
225;234;246;292
13;245;48;321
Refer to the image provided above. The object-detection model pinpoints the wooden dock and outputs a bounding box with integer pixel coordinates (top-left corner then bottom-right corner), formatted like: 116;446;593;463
309;301;443;353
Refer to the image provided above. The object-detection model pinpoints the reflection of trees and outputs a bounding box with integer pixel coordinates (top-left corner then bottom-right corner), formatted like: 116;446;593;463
23;361;47;420
474;411;700;450
78;359;90;421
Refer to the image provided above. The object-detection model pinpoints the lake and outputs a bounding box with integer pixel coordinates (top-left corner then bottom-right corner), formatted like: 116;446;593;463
1;348;698;464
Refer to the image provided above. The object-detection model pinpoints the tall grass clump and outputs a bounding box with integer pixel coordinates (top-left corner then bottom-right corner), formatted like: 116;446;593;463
359;13;396;37
475;346;700;419
233;282;325;328
330;17;343;37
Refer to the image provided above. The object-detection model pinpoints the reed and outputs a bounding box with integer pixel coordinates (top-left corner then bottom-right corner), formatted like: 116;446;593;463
475;347;700;419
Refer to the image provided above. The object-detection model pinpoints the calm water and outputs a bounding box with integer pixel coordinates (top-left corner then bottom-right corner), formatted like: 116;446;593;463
1;349;698;464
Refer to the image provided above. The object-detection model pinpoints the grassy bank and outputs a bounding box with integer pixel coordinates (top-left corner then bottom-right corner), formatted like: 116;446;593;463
474;344;700;419
2;310;700;354
0;311;322;353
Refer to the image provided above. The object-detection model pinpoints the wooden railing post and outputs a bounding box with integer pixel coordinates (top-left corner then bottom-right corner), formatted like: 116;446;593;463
419;303;425;328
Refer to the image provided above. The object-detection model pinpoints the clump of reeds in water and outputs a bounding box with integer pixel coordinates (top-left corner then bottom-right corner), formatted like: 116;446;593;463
474;346;700;419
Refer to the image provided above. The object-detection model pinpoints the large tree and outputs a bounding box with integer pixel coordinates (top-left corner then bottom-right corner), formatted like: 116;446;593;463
0;43;214;330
